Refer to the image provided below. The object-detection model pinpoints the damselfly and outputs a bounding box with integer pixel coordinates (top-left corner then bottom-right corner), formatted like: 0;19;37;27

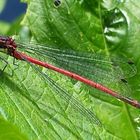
0;36;139;125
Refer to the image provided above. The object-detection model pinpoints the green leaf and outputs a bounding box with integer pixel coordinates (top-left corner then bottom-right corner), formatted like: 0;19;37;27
1;0;140;139
0;0;7;13
0;21;10;34
0;117;28;140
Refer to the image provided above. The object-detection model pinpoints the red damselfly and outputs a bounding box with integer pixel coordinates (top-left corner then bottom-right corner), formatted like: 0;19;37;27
0;36;139;125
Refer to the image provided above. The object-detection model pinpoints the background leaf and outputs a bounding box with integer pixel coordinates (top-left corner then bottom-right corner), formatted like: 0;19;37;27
0;117;27;140
0;0;140;139
0;0;7;13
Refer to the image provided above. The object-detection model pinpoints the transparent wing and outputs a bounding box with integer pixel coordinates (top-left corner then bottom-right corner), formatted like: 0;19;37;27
17;42;137;97
15;51;101;125
33;66;101;125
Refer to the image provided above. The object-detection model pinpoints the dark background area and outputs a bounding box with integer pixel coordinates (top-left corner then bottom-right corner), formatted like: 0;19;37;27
0;0;27;22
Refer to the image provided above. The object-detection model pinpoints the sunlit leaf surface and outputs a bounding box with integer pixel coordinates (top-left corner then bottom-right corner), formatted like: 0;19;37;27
0;0;140;139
